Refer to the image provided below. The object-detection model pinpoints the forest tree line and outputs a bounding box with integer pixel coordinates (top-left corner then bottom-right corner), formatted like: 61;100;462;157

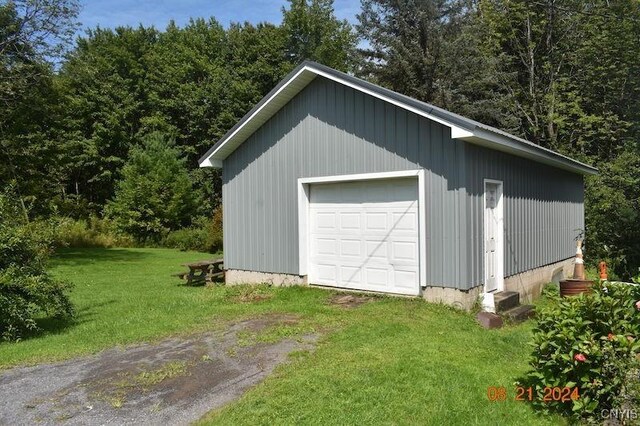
2;0;639;278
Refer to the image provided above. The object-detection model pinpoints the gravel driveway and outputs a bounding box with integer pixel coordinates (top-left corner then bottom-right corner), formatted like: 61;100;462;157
0;314;316;425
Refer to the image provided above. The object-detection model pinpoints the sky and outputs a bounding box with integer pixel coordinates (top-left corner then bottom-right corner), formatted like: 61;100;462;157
77;0;362;34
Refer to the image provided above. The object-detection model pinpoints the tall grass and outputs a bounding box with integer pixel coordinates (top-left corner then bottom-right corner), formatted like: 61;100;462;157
53;217;134;248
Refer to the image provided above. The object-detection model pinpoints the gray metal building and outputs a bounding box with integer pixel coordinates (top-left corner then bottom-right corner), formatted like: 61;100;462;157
199;62;596;308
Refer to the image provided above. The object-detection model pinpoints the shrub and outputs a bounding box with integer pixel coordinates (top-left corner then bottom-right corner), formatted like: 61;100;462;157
163;227;208;252
524;281;640;421
163;208;223;253
0;192;74;341
53;216;134;248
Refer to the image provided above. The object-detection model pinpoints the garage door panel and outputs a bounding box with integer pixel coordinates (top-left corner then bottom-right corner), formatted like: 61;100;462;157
394;269;418;288
340;266;361;284
391;241;418;262
314;212;336;230
308;178;420;296
339;212;361;231
315;264;337;282
365;212;387;231
365;267;388;287
312;237;338;257
392;211;418;231
365;240;388;260
340;239;362;257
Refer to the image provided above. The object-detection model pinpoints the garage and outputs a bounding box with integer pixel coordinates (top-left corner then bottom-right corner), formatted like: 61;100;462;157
307;178;420;296
199;61;594;309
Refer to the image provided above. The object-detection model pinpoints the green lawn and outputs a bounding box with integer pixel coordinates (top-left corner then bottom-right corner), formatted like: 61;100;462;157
0;248;563;425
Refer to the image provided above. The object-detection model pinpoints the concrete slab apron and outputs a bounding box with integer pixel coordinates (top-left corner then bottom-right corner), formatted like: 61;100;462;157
0;314;316;425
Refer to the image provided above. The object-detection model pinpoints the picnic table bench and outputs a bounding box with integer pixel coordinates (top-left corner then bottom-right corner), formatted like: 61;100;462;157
173;259;224;285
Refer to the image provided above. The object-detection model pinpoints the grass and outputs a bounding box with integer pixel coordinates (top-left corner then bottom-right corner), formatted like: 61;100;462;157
0;247;223;367
200;301;563;426
0;248;564;424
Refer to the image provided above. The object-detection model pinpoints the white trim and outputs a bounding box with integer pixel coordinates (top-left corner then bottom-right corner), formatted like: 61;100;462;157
417;169;427;287
483;179;505;299
298;169;423;185
297;170;427;290
200;65;471;168
297;182;310;276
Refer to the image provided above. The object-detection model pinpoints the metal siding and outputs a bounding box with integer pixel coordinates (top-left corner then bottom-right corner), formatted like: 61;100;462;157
222;76;585;290
464;144;584;287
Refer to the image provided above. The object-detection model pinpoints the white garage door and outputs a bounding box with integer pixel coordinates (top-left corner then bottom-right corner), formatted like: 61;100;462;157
308;178;420;296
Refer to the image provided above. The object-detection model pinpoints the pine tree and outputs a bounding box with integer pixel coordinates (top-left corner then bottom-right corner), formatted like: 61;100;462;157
106;132;198;243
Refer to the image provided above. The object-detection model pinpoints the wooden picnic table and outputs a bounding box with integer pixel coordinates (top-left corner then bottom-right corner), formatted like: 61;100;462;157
173;259;224;285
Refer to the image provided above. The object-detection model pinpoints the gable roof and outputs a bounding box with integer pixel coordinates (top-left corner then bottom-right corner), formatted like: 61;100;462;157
199;61;597;175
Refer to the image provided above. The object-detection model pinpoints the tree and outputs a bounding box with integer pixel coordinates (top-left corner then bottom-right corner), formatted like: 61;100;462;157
282;0;357;71
479;0;640;278
106;132;198;242
0;0;79;107
0;0;79;218
585;146;640;279
356;0;514;129
479;0;640;154
58;26;159;211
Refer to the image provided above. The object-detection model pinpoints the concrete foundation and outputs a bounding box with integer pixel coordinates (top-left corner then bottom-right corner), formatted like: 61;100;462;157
225;257;574;310
504;257;574;303
421;285;483;311
225;269;307;286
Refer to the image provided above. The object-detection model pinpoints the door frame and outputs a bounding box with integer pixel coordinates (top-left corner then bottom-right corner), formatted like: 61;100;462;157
483;179;505;295
297;170;426;289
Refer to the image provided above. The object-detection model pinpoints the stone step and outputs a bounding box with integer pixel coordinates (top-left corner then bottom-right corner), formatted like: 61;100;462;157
493;291;520;313
476;311;504;329
502;304;536;323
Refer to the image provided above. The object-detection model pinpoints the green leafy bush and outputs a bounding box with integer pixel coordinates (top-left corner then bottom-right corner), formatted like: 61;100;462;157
163;227;208;252
163;208;222;253
53;216;134;248
0;192;75;341
524;281;640;421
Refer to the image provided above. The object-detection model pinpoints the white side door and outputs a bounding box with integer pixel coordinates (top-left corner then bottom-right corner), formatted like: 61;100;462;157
484;181;504;293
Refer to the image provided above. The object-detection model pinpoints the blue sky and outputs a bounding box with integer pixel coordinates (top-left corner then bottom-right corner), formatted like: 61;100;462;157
77;0;362;33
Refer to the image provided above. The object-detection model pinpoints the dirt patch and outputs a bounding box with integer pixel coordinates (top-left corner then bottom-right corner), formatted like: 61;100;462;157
0;314;317;425
227;285;274;303
328;294;373;308
234;313;301;333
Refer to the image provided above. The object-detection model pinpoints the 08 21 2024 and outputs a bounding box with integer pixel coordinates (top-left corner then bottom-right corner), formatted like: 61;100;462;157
487;386;580;402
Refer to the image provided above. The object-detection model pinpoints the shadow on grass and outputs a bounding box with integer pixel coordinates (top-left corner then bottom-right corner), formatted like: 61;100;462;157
5;299;118;344
52;248;150;266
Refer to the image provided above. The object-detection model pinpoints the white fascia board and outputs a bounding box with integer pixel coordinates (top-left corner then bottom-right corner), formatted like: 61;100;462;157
199;158;222;168
450;127;474;139
469;128;598;175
